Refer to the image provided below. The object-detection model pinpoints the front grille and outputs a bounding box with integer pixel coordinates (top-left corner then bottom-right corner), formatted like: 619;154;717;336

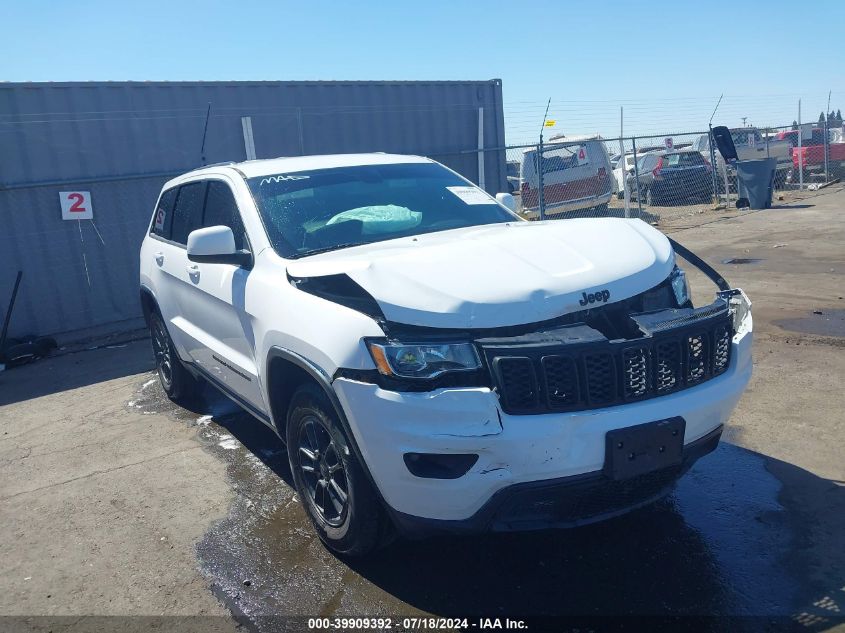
486;310;732;415
542;356;580;407
584;352;616;405
494;357;538;410
622;347;648;398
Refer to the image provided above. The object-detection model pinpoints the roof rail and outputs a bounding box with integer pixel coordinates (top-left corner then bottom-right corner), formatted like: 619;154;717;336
190;161;236;171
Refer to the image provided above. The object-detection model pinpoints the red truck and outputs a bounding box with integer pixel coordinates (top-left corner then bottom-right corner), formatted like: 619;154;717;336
774;129;845;179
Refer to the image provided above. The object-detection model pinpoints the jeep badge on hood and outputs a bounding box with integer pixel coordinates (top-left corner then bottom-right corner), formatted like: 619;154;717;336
579;289;611;306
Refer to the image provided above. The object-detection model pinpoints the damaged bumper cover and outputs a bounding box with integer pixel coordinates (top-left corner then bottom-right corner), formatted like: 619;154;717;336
390;425;723;538
332;289;752;526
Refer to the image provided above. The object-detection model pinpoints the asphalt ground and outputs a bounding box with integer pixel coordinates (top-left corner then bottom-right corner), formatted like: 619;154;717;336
1;185;843;632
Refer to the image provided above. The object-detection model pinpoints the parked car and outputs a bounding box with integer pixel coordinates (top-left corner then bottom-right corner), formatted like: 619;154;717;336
775;128;845;180
612;152;638;198
627;149;713;205
691;128;791;186
140;153;752;556
519;135;614;217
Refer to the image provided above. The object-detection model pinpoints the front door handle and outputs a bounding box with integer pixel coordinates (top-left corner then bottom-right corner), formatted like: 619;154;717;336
155;252;164;266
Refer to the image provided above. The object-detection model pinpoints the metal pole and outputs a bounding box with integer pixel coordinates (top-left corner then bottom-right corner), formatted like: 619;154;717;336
707;94;724;205
241;116;257;160
798;99;804;190
632;137;643;219
621;106;630;218
477;107;486;192
538;139;545;220
824;90;831;182
537;98;551;221
708;125;719;204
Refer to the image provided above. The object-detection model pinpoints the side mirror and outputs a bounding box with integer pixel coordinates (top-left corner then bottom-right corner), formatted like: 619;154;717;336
187;226;252;267
711;126;738;164
496;192;516;213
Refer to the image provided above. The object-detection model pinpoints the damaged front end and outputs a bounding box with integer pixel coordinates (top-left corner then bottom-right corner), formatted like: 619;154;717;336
477;288;747;415
292;238;751;410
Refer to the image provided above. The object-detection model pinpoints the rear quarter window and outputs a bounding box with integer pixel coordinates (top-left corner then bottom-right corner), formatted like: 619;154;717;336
151;188;177;240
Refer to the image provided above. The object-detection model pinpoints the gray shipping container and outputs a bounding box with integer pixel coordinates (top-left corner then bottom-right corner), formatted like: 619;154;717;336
0;80;506;340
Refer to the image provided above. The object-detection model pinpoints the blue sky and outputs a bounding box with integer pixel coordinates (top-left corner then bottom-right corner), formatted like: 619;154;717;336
4;0;843;142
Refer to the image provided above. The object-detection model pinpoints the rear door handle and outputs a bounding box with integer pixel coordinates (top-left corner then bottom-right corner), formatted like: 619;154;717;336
155;252;164;266
187;264;200;276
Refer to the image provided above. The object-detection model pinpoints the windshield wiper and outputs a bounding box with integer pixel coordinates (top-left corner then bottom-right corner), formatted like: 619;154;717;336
295;242;365;258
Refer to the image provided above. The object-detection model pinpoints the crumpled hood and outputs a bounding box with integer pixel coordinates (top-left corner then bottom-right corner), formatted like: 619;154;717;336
286;219;675;329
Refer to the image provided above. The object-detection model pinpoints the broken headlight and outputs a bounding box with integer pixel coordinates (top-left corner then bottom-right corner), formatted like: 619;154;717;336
670;265;691;307
366;340;481;379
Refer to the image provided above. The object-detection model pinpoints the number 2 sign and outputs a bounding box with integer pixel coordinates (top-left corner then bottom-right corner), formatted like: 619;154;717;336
60;191;93;220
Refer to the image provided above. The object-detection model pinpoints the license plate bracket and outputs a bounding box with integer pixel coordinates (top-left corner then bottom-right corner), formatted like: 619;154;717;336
604;417;686;480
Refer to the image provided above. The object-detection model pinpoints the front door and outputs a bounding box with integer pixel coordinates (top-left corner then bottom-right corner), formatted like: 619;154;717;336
176;179;265;412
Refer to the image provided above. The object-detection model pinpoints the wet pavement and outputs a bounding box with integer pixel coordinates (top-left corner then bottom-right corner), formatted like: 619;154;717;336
775;309;845;339
126;376;845;632
722;258;766;265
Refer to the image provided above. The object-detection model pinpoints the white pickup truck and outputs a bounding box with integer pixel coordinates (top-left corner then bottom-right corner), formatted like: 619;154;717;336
139;153;753;555
692;128;791;185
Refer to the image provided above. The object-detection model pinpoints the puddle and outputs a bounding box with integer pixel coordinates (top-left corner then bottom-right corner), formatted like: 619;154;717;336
722;258;765;265
775;309;845;338
195;430;819;627
127;374;840;627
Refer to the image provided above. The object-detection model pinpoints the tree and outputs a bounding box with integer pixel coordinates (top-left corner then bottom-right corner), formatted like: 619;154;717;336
792;120;799;130
819;111;826;124
837;109;843;126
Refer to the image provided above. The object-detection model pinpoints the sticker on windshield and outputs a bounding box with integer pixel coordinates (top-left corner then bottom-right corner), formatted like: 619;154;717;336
259;174;310;186
446;186;493;205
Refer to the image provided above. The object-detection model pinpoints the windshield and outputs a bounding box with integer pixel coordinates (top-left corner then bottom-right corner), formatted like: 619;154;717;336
663;152;705;167
247;162;517;258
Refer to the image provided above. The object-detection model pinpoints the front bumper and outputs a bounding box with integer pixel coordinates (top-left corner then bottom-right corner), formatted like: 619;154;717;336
391;424;722;538
332;307;752;527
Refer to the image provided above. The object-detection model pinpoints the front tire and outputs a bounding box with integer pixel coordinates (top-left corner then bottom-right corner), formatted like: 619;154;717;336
287;383;387;556
149;310;201;404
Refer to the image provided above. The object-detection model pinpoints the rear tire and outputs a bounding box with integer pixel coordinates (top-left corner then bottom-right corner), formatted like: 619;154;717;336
287;383;387;556
149;310;201;405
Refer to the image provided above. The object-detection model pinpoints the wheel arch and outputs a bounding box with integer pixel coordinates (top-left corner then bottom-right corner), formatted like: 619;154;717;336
265;346;391;514
266;347;351;444
139;285;158;326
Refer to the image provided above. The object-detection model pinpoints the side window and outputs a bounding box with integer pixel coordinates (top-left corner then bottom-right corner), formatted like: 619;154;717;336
151;188;177;239
170;181;207;245
203;181;247;250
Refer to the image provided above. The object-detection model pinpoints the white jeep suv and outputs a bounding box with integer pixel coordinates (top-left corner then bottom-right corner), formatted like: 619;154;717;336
139;154;752;555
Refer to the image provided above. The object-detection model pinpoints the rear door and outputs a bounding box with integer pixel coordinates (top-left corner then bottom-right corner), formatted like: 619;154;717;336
147;182;204;359
177;178;265;411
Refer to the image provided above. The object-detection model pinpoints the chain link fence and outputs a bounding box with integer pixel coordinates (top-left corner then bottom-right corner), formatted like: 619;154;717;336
454;120;844;227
